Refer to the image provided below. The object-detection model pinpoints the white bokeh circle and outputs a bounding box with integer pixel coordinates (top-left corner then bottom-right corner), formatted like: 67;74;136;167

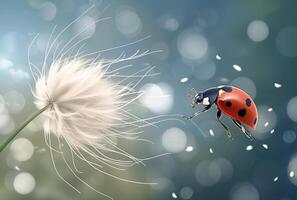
4;90;26;114
162;127;187;153
177;29;208;60
247;20;269;42
13;172;36;195
10;138;34;162
287;96;297;123
230;182;259;200
140;83;173;114
115;7;142;37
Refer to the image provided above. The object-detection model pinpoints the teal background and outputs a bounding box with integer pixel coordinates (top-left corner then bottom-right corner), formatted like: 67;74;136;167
0;0;297;200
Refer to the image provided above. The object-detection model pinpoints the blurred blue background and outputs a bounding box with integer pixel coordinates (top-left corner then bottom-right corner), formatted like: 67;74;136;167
1;0;297;199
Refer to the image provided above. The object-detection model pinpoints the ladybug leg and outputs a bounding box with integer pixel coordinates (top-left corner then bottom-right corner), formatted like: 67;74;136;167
216;110;233;139
183;105;211;120
232;120;242;129
233;120;254;141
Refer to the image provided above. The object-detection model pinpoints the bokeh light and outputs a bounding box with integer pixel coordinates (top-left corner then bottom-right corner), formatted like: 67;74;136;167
214;157;233;181
13;172;36;195
4;90;26;114
282;130;296;144
195;159;221;186
10;137;34;162
162;127;187;153
276;26;297;57
177;29;208;60
140;83;173;114
0;116;15;135
287;96;297;123
0;58;14;69
179;186;194;200
288;154;297;186
193;60;216;80
8;68;30;81
247;20;269;42
74;15;96;39
229;182;259;200
158;15;179;31
196;8;219;28
39;1;57;21
0;114;10;130
115;6;142;37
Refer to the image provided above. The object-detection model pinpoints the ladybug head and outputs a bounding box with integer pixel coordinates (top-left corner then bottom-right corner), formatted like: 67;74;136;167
192;92;203;107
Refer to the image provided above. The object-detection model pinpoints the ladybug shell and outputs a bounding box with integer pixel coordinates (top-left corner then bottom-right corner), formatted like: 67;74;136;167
216;86;258;130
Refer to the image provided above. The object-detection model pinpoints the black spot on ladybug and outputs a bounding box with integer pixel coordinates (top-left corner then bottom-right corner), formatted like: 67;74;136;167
238;109;247;117
221;86;232;93
226;101;232;107
254;118;257;125
246;98;251;107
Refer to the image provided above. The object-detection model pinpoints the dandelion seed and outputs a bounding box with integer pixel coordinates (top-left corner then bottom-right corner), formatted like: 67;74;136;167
209;129;214;136
274;83;282;88
215;54;221;60
172;192;178;199
209;148;214;154
246;145;253;151
180;77;188;83
270;129;275;134
262;144;268;149
233;64;242;72
268;108;273;112
273;177;278;182
185;146;193;152
264;122;269;127
290;171;294;177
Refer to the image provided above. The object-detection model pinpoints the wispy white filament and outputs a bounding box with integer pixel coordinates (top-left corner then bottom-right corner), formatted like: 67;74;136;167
27;6;182;199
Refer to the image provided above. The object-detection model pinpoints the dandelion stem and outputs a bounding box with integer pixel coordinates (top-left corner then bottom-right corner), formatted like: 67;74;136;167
0;104;50;153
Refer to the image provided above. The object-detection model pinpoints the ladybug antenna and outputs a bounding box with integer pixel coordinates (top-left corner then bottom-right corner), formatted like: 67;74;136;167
187;88;198;101
191;88;198;94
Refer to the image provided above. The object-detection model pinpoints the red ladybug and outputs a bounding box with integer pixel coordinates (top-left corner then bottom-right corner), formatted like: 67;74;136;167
184;85;258;140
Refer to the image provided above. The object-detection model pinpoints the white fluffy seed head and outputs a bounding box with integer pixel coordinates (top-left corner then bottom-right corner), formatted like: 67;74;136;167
34;59;125;147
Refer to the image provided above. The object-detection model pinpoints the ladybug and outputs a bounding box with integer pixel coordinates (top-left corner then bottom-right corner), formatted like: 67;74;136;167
184;85;258;140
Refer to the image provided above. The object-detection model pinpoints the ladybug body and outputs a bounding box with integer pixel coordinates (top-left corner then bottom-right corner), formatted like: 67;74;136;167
185;85;258;140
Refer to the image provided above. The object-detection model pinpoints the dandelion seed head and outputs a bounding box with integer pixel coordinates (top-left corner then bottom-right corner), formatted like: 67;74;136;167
34;59;123;147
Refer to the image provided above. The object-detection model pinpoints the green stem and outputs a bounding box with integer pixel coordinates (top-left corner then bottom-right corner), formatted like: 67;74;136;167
0;104;50;153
